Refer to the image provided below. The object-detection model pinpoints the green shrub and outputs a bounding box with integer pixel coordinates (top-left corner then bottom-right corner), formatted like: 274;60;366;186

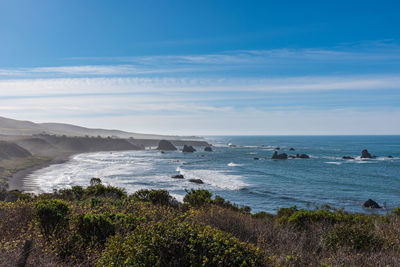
113;213;146;234
84;184;127;199
324;223;384;251
75;213;115;244
34;199;70;234
252;211;274;219
183;189;212;207
132;189;173;206
212;195;251;213
90;177;102;186
98;220;265;266
392;207;400;216
57;185;84;201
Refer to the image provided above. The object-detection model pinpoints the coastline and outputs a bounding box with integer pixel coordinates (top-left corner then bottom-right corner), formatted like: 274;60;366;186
7;153;75;192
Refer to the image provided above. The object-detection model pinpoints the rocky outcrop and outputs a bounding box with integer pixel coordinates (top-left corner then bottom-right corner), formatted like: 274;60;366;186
204;146;213;152
388;155;393;158
189;179;204;184
361;149;372;159
342;156;354;160
272;151;288;160
275;147;280;150
362;199;382;209
253;157;259;160
171;174;184;179
296;154;310;159
182;145;196;153
289;148;295;151
156;140;177;151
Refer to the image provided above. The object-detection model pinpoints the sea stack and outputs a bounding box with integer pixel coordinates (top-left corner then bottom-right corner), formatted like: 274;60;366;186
272;151;288;160
362;199;382;209
204;146;213;152
361;149;372;159
156;140;177;151
182;145;196;153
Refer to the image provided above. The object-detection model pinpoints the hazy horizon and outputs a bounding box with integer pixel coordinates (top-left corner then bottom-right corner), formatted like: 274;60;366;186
1;1;399;135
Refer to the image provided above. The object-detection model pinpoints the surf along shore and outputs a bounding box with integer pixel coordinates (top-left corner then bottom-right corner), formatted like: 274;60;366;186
0;134;209;192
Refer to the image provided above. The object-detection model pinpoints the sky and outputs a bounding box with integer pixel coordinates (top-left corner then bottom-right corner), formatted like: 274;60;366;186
0;0;399;135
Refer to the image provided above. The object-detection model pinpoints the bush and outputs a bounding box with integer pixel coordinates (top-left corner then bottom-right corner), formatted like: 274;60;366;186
57;186;84;201
34;199;70;234
98;220;265;266
213;195;251;213
324;223;384;251
132;189;173;206
76;213;115;244
90;177;102;186
392;207;400;216
183;189;212;207
84;184;126;199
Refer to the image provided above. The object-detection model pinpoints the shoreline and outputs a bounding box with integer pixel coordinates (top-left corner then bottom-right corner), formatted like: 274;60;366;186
7;153;75;192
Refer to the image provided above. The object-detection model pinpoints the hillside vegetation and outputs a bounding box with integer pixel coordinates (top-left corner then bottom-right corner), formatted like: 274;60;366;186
1;179;400;266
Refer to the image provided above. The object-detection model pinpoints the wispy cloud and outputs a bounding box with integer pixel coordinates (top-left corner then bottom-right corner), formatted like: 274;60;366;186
0;75;398;97
1;43;400;78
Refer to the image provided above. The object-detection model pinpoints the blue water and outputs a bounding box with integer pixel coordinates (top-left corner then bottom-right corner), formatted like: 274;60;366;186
28;136;400;214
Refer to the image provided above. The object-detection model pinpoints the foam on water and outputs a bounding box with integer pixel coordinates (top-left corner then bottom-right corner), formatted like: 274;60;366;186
176;166;247;190
325;161;342;165
227;162;243;167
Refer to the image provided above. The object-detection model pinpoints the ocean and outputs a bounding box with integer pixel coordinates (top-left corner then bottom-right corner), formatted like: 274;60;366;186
27;136;400;214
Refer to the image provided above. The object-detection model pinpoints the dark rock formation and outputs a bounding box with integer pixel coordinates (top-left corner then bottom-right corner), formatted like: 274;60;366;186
272;151;288;160
342;156;354;160
253;157;259;160
288;155;296;159
189;179;204;184
289;148;295;151
361;149;372;159
388;155;393;158
182;145;196;153
156;140;177;151
296;154;310;159
171;174;184;179
204;146;213;152
275;147;280;150
362;199;382;209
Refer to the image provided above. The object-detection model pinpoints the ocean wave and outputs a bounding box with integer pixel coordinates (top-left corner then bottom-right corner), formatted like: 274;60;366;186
176;166;247;190
325;161;342;165
227;162;243;167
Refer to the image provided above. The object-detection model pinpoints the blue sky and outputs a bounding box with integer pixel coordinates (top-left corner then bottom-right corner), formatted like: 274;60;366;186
0;0;399;135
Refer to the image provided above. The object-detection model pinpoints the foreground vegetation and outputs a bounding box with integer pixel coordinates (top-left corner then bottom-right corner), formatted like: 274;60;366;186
1;179;400;266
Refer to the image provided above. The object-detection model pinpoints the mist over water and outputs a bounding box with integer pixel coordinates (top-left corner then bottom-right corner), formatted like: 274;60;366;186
28;136;400;213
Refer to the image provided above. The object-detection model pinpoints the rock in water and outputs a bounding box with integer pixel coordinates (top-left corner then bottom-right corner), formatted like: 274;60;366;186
253;157;259;160
171;174;184;179
361;149;372;159
272;151;288;160
296;154;310;159
289;148;295;151
189;179;204;184
204;146;213;152
388;155;393;158
342;156;354;160
182;145;196;153
362;199;382;209
156;140;177;151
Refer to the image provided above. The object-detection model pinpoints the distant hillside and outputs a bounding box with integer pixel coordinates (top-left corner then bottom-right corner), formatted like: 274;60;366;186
0;141;32;160
0;116;203;140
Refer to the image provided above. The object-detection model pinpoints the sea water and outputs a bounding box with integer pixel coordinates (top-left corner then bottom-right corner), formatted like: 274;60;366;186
27;136;400;214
